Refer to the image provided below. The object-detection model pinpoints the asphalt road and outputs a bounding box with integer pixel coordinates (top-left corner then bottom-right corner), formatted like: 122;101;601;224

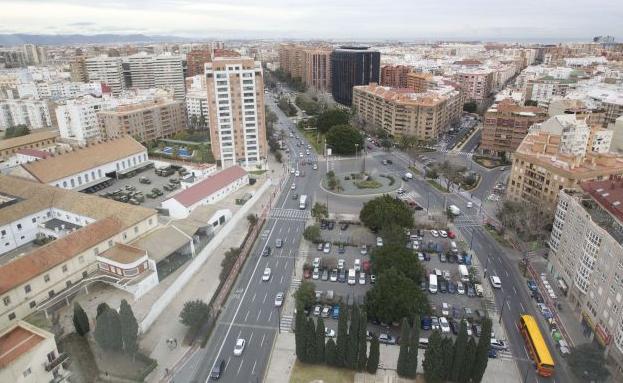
174;95;321;383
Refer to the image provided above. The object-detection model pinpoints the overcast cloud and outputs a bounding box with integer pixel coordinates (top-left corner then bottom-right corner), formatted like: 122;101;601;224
0;0;621;41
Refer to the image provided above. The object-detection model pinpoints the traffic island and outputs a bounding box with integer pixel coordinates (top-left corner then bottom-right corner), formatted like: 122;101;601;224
321;171;400;196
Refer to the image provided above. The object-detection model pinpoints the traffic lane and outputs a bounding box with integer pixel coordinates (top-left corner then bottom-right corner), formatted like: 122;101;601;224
217;326;273;382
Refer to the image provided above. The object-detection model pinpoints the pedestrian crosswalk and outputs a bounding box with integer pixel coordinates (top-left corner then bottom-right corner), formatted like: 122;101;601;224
270;208;311;221
436;148;475;158
452;214;482;228
496;349;514;361
290;278;302;290
280;314;294;333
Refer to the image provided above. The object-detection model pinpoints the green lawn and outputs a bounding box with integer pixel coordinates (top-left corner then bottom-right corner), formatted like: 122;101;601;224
426;179;448;192
290;361;355;383
297;126;325;154
484;225;512;248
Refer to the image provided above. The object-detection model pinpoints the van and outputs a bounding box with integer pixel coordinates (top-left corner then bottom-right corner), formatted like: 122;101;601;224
354;258;361;272
429;274;438;294
459;264;470;283
450;241;458;254
210;359;226;380
418;337;429;349
348;269;356;285
474;283;484;297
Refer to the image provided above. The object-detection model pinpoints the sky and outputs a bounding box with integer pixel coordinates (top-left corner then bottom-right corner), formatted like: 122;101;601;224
0;0;622;41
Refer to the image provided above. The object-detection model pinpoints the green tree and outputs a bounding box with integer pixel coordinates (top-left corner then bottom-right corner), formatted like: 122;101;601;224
366;335;380;374
306;318;317;363
440;336;455;380
94;306;123;351
274;151;283;163
451;320;469;381
96;303;111;318
372;243;425;284
325;124;363;155
423;330;444;383
360;195;414;232
294;280;316;312
119;299;139;354
3;124;30;139
425;167;438;179
346;304;360;369
336;304;349;367
356;307;368;371
461;337;477;383
246;214;258;226
303;224;322;243
471;318;492;382
378;223;407;248
219;247;241;283
179;299;210;330
380;138;393;151
366;269;429;324
295;307;307;362
463;101;478;113
325;338;338;366
316;108;350;133
316;318;326;363
524;99;538;107
72;302;90;336
397;318;411;377
311;202;329;221
406;320;420;377
568;343;611;382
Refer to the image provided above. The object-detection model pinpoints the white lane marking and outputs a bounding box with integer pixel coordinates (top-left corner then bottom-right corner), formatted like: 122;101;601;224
251;360;257;375
244;310;250;322
284;260;289;270
236;329;242;339
287;226;291;234
249;331;254;345
260;333;266;348
226;357;231;370
520;302;526;312
506;300;511;311
263;293;268;304
505;270;510;277
206;219;280;380
276;259;280;267
237;359;244;376
251;293;257;303
268;310;273;322
513;286;517;295
256;309;262;321
280;275;284;284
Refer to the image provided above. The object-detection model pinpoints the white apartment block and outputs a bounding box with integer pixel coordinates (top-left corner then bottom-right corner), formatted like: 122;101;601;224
127;53;185;100
85;56;124;95
0;98;54;130
56;96;113;144
17;81;102;100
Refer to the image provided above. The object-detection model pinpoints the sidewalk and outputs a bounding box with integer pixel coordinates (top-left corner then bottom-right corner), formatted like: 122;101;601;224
143;154;287;382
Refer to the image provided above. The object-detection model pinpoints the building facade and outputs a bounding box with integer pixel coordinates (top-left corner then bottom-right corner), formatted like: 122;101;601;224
452;70;494;103
302;48;332;92
85;56;124;95
406;72;433;93
56;96;111;144
0;130;58;161
331;47;380;106
127;53;186;100
186;49;212;78
380;65;411;88
0;98;55;130
205;57;267;168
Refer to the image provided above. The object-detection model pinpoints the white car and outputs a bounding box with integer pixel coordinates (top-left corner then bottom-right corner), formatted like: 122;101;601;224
354;258;361;272
359;273;366;285
323;242;331;254
299;153;303;158
313;257;321;268
441;302;450;316
376;237;384;247
312;267;320;280
418;252;425;261
262;268;271;281
490;339;508;351
313;305;321;316
338;259;345;270
431;230;439;237
307;145;311;149
439;230;448;238
321;306;331;317
431;316;440;330
457;283;465;295
325;328;336;338
439;317;450;333
233;338;246;356
312;164;318;170
274;292;284;307
290;168;295;174
291;183;296;190
466;201;473;208
295;170;300;177
360;245;368;255
490;275;502;289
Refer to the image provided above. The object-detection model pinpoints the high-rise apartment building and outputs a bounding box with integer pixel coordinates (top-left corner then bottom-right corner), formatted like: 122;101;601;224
185;76;209;130
56;96;113;144
331;47;380;106
524;77;576;106
85;56;124;95
480;100;548;158
278;44;304;79
406;72;433;93
127;53;186;100
453;70;494;103
98;97;186;142
69;55;88;82
380;65;411;88
302;48;332;92
0;99;55;130
548;182;623;378
186;49;212;77
205;57;267;168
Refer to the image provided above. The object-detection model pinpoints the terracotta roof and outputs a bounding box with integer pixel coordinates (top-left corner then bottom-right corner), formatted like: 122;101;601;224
99;243;146;264
15;148;51;159
0;323;45;368
171;166;247;207
0;217;121;295
21;136;145;183
0;130;58;152
581;180;623;223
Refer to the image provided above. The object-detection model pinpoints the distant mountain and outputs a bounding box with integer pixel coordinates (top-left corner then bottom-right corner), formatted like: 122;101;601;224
0;34;197;46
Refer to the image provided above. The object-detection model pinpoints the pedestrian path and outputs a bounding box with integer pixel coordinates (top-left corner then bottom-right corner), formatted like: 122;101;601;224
270;208;311;221
290;277;301;290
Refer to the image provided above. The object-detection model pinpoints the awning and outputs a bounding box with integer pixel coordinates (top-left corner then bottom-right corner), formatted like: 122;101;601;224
117;160;154;176
73;176;112;192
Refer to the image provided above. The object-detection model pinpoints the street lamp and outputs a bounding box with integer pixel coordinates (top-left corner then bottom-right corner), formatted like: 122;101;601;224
499;294;509;324
469;227;475;251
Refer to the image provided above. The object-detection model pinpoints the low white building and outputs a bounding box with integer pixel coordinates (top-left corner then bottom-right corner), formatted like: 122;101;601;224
162;165;248;219
0;98;54;130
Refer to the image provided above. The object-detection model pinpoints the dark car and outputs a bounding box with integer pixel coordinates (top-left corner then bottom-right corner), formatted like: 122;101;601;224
527;279;538;292
327;221;335;230
420;281;427;291
439;279;448;293
338;269;347;283
316;242;324;251
449;319;458;335
472;323;482;337
293;193;299;200
338;244;345;254
488;348;498;358
423;252;431;261
340;223;349;230
421;316;432;330
533;291;544;303
210;359;226;380
320;220;328;230
467;284;476;297
439;253;447;263
262;247;272;257
448;281;457;294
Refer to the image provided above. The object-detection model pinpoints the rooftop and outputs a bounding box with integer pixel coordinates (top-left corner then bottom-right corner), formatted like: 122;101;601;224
0;322;48;368
99;243;147;264
170;166;247;208
577;180;623;244
354;84;448;107
0;130;58;152
15;148;51;159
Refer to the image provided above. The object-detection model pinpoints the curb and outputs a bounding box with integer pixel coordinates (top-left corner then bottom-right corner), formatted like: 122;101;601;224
262;331;281;382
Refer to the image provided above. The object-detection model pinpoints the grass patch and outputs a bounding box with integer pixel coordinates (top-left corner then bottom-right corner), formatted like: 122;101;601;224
249;170;267;175
473;155;506;169
354;179;382;189
461;174;482;191
484;225;512;248
290;360;355;383
427;179;448;192
297;126;325;154
409;166;422;176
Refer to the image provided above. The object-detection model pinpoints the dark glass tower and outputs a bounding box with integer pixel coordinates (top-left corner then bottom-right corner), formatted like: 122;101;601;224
330;46;380;106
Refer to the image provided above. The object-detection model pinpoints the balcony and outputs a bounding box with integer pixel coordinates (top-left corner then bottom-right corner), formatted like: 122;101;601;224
45;352;69;372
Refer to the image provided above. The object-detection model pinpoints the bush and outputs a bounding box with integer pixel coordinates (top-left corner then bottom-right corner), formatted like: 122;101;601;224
179;300;210;330
325;125;363;155
303;225;322;243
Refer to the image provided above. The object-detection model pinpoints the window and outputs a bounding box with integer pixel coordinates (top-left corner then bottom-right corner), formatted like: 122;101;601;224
29;300;36;308
8;312;15;320
148;218;153;225
123;232;128;240
22;368;31;377
134;226;139;234
44;274;50;282
62;265;68;272
2;296;10;306
31;217;36;223
16;223;22;230
24;284;31;293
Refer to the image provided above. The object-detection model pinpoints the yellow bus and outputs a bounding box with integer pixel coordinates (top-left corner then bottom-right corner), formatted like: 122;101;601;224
519;315;555;377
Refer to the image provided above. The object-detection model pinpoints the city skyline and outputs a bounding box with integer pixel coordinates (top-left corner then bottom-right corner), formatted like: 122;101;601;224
0;0;622;41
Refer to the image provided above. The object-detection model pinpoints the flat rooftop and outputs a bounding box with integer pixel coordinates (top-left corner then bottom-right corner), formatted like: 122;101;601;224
578;180;623;244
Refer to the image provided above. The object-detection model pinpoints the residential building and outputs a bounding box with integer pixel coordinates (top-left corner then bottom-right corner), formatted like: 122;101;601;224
0;98;55;130
205;57;267;168
98;98;187;142
302;47;332;92
0;130;58;161
0;175;158;328
69;55;88;82
56;96;113;144
185;76;209;130
407;72;433;92
481;100;548;158
507;116;623;214
380;65;411;88
162;166;248;218
186;49;212;78
127;53;186;100
9;136;150;191
331;47;380;106
548;182;623;379
85;56;124;95
524;77;576;106
0;321;70;383
278;44;304;79
452;70;494;103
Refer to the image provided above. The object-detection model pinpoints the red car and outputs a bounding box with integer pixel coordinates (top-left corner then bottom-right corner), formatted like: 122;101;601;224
362;260;371;273
447;231;456;239
303;268;312;279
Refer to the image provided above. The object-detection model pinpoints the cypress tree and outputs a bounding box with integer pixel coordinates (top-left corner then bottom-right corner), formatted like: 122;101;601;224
406;319;420;377
295;308;307;362
461;337;478;383
366;335;380;374
346;305;360;369
451;320;469;381
471;318;492;383
336;305;349;367
96;302;111;318
325;338;338;366
72;302;90;336
356;308;368;371
119;300;139;354
94;306;123;351
306;318;317;363
423;330;444;383
316;317;326;363
397;318;411;377
440;336;455;380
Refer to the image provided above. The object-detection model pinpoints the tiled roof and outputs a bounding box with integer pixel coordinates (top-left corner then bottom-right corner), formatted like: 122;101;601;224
0;217;121;295
99;243;146;265
21;136;145;183
171;166;247;207
0;323;45;368
15;148;51;159
0;130;58;152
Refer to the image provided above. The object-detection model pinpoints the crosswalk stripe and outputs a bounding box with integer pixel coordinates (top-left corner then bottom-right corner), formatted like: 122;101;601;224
270;208;311;221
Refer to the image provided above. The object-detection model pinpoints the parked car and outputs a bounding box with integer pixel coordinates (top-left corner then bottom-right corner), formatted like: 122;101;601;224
362;260;371;273
313;305;321;316
431;230;439;237
421;316;432;330
275;239;283;248
431;316;440;330
439;317;450;333
340;223;349;230
327;221;335;230
321;306;331;318
440;230;448;238
360;245;368;255
441;302;450;316
312;268;320;280
490;339;508;351
370;274;376;284
321;269;329;281
448;281;457;294
316;242;324;251
274;292;284;307
338;269;347;283
376;237;384;247
448;319;458;335
330;269;338;282
323;242;332;254
439;253;447;263
379;334;396;344
359;273;366;285
338;259;345;270
325;328;336;338
338;243;345;254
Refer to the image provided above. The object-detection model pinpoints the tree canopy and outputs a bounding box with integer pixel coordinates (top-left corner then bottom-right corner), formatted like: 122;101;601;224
316;108;350;133
360;195;414;232
294;280;316;311
325;124;363;155
568;343;611;382
3;124;30;139
371;243;424;284
366;268;429;323
179;299;210;330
